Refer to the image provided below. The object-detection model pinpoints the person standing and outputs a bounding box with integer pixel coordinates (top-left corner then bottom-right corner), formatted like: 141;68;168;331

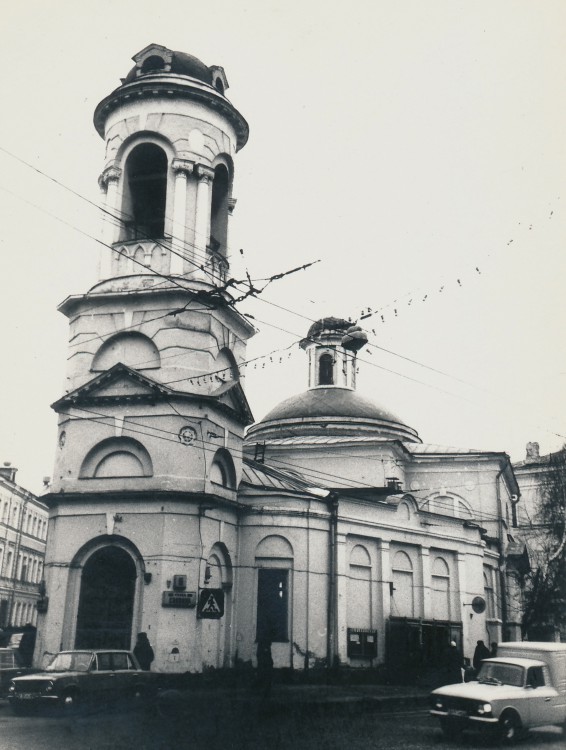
133;632;154;670
256;635;274;700
444;640;464;684
473;639;491;673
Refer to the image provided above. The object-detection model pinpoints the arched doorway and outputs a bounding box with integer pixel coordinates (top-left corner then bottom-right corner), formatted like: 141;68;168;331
75;546;137;649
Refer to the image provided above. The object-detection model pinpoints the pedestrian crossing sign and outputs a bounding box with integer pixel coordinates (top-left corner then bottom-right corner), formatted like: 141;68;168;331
197;588;225;619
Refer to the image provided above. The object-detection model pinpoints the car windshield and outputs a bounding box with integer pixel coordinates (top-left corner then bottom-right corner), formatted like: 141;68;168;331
477;662;524;687
45;652;93;672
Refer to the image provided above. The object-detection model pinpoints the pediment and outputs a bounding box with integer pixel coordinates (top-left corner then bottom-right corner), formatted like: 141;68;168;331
52;364;255;425
209;380;254;426
52;363;175;410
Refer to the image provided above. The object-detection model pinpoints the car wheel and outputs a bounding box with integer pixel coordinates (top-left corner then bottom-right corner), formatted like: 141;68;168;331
439;718;463;741
499;711;521;744
60;691;80;714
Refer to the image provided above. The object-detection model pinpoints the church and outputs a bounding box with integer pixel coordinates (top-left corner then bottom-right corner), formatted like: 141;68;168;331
35;45;525;677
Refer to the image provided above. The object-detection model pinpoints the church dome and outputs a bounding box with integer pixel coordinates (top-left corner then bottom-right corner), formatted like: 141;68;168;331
247;387;420;443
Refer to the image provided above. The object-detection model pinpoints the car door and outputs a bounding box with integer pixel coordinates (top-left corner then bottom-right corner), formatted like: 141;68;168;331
110;652;135;699
525;665;560;727
91;652;117;704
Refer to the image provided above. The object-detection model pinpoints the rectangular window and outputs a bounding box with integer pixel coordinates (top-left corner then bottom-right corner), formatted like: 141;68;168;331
256;568;289;642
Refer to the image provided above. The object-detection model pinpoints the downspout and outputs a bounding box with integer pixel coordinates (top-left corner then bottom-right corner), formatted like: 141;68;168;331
8;497;28;626
495;467;508;640
327;492;339;670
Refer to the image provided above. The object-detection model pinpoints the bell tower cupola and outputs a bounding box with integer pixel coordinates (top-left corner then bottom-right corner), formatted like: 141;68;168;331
93;43;248;287
300;318;368;390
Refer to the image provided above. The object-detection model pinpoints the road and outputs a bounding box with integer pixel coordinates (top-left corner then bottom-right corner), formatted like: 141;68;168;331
0;701;564;750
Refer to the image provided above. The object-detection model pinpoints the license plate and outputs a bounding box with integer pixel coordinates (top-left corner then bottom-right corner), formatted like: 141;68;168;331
448;709;467;717
17;693;37;700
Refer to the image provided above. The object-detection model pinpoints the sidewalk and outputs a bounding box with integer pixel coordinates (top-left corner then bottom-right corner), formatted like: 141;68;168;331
155;681;430;717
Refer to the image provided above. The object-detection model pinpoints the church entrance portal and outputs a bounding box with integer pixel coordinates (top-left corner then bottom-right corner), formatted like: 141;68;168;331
75;546;137;649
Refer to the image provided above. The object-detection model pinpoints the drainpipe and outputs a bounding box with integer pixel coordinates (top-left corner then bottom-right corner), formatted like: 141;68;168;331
327;492;339;670
495;467;508;640
8;497;28;626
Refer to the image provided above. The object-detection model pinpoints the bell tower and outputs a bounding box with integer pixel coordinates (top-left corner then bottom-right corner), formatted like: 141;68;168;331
38;46;255;670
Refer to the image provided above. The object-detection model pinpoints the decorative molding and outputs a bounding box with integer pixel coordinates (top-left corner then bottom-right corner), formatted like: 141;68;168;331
196;164;215;183
171;158;195;177
98;165;122;190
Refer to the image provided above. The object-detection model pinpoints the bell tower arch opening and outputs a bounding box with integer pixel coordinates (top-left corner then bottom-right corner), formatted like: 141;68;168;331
75;545;137;649
121;143;168;241
210;163;231;256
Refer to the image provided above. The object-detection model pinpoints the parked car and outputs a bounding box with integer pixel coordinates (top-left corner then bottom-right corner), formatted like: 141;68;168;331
0;648;37;698
430;642;566;743
7;649;156;714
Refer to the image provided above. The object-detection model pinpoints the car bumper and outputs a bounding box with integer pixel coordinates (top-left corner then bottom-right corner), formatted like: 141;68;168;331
8;694;60;705
430;709;499;725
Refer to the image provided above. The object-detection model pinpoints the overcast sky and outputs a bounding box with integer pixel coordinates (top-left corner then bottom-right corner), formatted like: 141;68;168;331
1;0;565;493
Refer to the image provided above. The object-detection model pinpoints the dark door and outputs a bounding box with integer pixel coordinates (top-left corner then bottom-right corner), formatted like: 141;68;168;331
75;547;136;649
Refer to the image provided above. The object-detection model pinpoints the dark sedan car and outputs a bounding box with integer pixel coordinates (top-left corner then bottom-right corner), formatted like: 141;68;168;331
8;649;155;714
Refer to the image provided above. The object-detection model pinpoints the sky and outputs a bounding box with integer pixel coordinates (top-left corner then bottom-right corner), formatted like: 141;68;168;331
0;0;565;493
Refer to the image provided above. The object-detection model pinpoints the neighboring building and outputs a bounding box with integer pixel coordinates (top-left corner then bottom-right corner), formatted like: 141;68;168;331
0;463;48;629
513;442;565;641
35;45;525;675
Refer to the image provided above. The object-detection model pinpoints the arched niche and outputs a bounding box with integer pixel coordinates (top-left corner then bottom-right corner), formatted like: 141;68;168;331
210;448;236;489
92;332;160;372
79;437;153;479
255;535;294;560
350;544;371;567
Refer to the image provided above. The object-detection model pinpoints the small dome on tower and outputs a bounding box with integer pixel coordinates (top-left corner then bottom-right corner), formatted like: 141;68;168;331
121;44;229;93
124;47;212;84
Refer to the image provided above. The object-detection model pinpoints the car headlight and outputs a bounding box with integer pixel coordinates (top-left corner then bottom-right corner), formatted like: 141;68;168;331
8;684;15;694
435;699;444;709
477;703;492;715
44;681;54;693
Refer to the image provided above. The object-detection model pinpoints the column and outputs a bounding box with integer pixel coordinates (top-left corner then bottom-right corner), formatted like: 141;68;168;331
421;546;432;620
170;159;194;275
226;197;237;263
98;166;122;280
376;540;391;662
194;164;215;256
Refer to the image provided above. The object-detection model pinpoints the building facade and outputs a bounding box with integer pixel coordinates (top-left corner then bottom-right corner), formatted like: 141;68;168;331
513;443;565;641
36;45;524;674
0;464;48;630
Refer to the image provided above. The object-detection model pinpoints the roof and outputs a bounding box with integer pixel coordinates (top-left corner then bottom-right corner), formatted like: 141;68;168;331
123;50;213;85
240;458;320;495
402;442;484;455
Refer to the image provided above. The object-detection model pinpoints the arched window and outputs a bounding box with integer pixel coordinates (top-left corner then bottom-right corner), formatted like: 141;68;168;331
348;544;372;630
141;55;165;74
122;143;168;241
210;164;230;256
210;448;236;489
92;332;161;372
391;550;414;617
80;437;153;479
484;568;496;619
318;353;334;385
431;556;451;620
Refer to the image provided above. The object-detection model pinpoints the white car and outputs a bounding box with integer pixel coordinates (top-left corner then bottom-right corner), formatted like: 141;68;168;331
430;642;566;743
